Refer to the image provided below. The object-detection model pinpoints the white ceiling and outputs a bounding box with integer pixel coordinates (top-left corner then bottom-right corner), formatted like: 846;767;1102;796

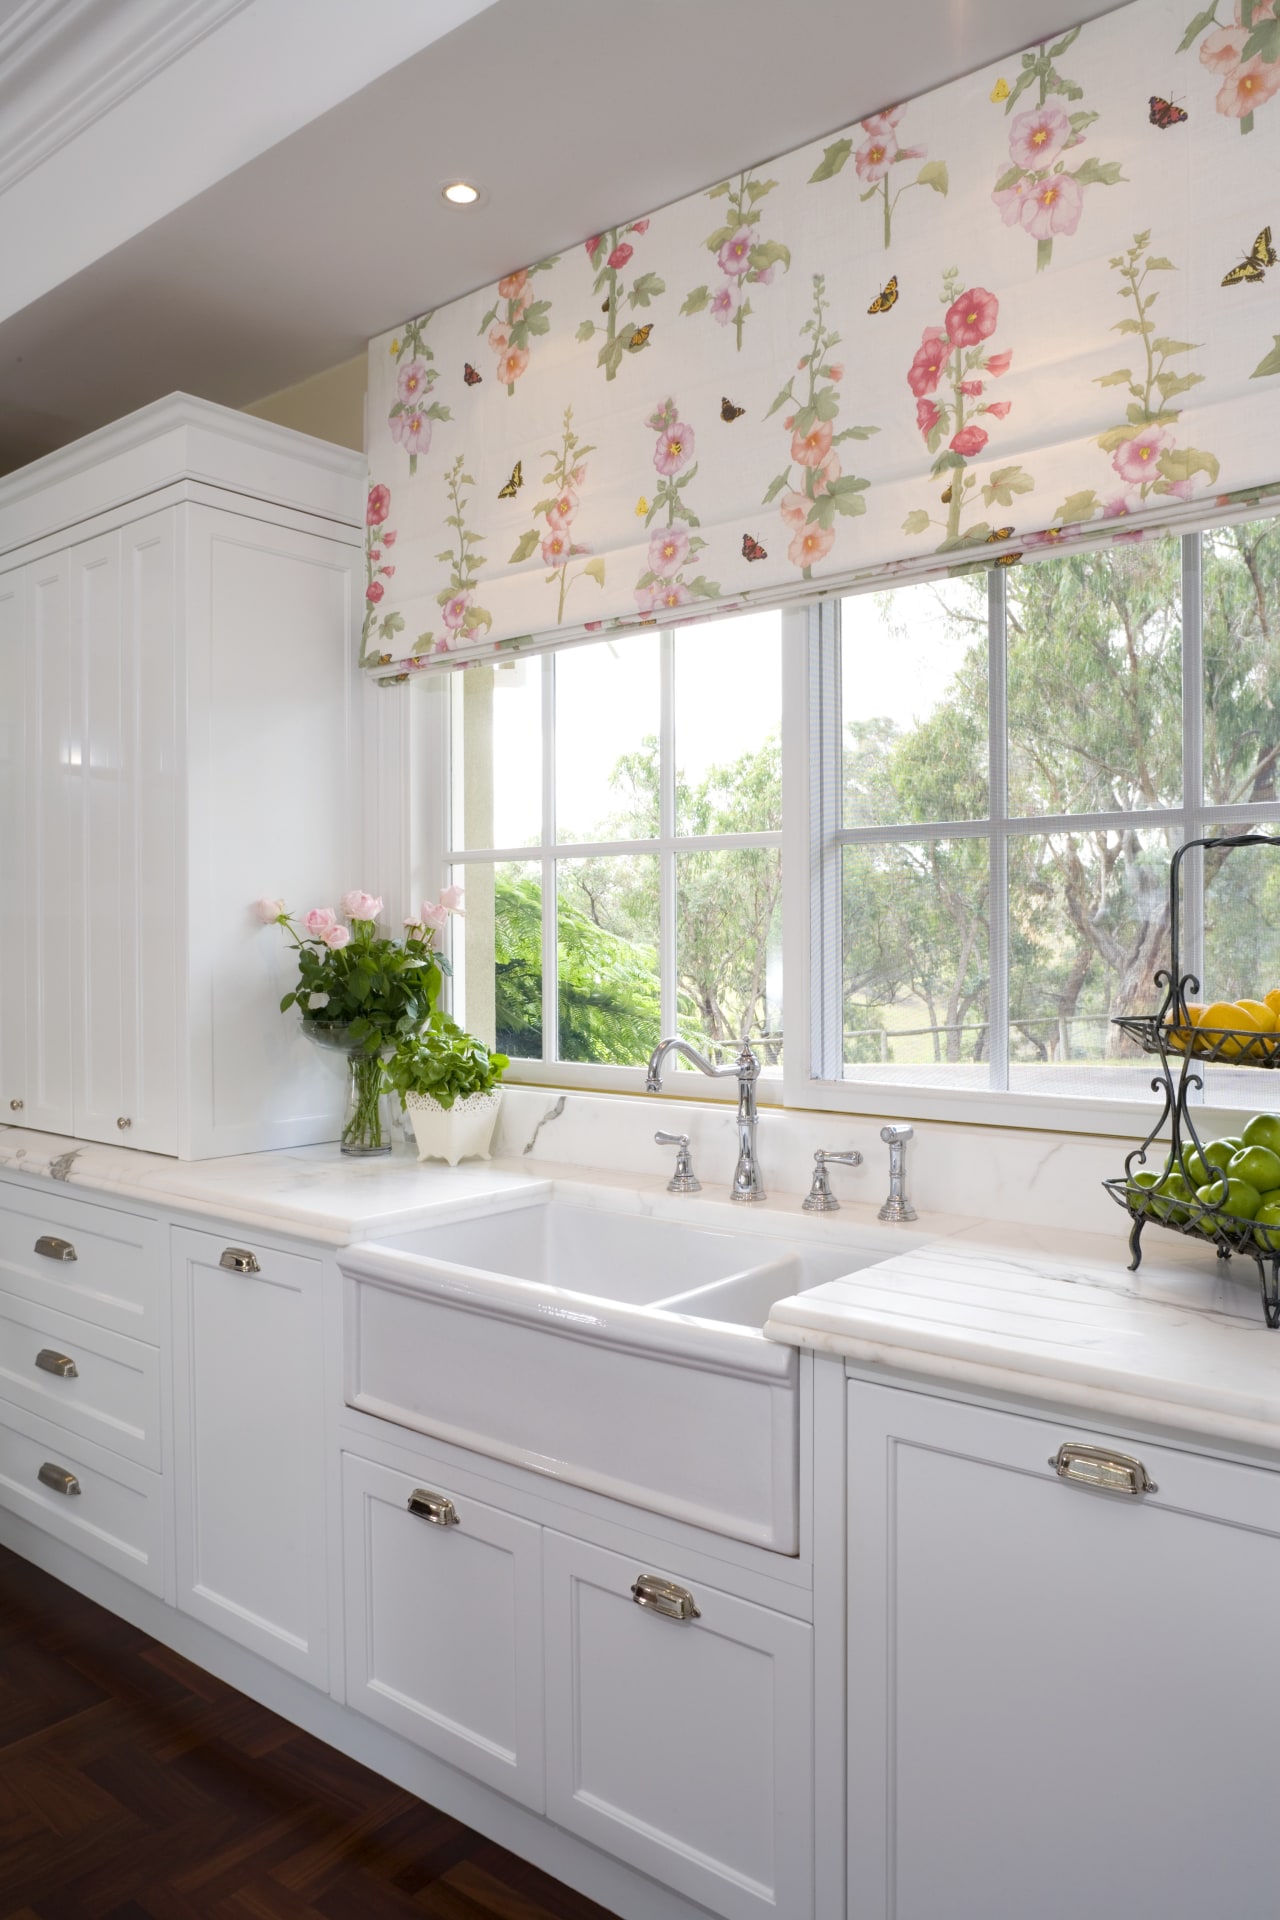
0;0;1128;471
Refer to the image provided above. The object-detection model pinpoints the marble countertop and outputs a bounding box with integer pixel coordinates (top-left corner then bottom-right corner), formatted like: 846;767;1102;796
0;1125;550;1245
764;1217;1280;1453
8;1119;1280;1454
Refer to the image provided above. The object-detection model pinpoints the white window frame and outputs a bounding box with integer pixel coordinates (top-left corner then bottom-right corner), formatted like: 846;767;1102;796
416;518;1280;1138
431;630;785;1108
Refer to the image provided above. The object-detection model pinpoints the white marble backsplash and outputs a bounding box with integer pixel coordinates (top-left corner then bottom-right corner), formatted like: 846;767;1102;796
491;1087;1128;1236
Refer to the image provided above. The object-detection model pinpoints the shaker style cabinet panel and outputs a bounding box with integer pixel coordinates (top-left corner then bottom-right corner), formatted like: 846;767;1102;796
68;519;178;1152
0;557;74;1136
342;1453;545;1810
543;1531;814;1920
181;505;358;1160
0;399;364;1158
171;1227;327;1686
847;1382;1280;1920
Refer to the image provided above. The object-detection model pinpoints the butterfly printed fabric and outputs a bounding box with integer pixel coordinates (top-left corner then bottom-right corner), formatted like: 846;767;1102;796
363;0;1280;679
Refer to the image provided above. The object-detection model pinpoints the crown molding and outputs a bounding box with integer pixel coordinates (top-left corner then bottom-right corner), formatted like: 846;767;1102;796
0;0;254;198
0;392;366;558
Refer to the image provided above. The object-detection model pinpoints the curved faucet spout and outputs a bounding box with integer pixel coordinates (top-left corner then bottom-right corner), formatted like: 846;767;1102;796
644;1036;765;1203
645;1036;738;1092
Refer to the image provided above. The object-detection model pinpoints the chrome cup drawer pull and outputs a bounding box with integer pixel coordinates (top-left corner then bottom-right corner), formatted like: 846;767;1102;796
38;1461;80;1496
631;1572;701;1622
407;1488;459;1527
34;1235;76;1263
219;1247;261;1275
1050;1442;1157;1497
35;1348;78;1379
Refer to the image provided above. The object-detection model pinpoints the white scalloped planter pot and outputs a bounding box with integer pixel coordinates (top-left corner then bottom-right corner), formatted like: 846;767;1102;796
404;1090;502;1166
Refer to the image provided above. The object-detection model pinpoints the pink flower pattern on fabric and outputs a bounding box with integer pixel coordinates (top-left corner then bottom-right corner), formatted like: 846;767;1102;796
765;273;876;579
809;101;947;249
904;269;1032;552
988;28;1121;268
634;395;720;613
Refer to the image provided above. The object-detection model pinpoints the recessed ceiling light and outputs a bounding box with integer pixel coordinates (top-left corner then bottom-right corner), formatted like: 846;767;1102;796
442;181;481;207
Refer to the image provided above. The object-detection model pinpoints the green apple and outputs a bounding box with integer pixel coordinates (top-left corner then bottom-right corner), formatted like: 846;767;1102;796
1255;1198;1280;1251
1154;1173;1192;1224
1196;1176;1261;1233
1178;1148;1211;1189
1242;1113;1280;1157
1228;1145;1280;1192
1126;1170;1161;1213
1202;1139;1239;1173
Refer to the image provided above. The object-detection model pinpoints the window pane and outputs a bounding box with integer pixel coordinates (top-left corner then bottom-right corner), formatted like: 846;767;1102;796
1007;825;1176;1096
555;634;660;842
1006;541;1181;817
556;856;660;1064
1203;520;1280;807
841;838;988;1085
675;611;781;835
450;660;542;851
676;847;783;1066
449;861;543;1059
841;578;988;828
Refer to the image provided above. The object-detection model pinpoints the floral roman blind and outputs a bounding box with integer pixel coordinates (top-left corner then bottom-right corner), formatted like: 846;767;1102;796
362;0;1280;680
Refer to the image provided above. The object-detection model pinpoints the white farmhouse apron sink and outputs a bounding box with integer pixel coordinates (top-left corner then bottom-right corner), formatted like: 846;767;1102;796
338;1183;913;1552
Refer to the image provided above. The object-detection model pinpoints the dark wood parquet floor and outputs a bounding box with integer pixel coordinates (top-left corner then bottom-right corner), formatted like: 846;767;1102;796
0;1544;618;1920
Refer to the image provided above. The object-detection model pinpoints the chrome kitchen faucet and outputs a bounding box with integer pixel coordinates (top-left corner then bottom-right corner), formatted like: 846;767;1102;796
645;1038;765;1202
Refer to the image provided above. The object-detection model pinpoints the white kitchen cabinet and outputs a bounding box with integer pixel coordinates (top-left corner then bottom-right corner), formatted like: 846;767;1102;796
847;1380;1280;1920
0;395;364;1157
171;1225;327;1687
0;554;74;1136
544;1530;814;1920
342;1452;545;1809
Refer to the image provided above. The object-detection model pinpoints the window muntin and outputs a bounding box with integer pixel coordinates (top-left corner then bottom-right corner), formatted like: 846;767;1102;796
822;519;1280;1109
448;614;783;1072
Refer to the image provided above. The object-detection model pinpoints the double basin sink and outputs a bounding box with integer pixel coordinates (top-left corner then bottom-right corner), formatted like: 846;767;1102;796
338;1182;916;1552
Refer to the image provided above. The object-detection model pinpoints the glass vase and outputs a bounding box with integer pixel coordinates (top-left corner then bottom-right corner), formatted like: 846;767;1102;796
341;1048;393;1156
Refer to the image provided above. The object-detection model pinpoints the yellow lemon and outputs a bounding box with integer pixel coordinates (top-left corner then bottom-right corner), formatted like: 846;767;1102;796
1265;988;1280;1020
1201;1000;1262;1060
1168;1001;1205;1051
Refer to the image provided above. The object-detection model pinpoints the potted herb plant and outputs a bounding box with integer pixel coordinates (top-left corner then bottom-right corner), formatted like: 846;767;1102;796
256;888;462;1156
385;1012;508;1165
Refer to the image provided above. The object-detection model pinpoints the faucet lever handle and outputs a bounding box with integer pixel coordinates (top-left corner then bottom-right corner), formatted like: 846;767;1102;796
803;1146;863;1212
654;1130;700;1194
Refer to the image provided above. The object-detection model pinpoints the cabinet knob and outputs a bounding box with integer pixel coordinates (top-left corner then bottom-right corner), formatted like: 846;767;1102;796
116;1116;131;1131
631;1572;701;1622
218;1247;260;1274
1049;1442;1157;1497
407;1488;460;1527
34;1236;76;1263
37;1462;80;1497
9;1099;22;1111
35;1348;78;1379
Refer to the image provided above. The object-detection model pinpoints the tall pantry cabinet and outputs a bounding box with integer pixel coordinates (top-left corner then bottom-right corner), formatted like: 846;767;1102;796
0;395;365;1159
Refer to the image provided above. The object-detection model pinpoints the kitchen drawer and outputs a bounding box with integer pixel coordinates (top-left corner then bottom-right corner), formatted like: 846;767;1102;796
0;1287;160;1468
0;1184;162;1341
343;1452;544;1810
0;1396;164;1594
544;1532;814;1920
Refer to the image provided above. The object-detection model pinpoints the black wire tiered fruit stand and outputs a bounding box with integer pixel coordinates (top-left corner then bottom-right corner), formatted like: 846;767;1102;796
1102;831;1280;1328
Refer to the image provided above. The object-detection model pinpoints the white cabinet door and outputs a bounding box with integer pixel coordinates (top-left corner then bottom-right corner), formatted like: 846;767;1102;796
0;566;26;1122
69;519;177;1152
181;505;357;1159
848;1381;1280;1920
171;1226;327;1686
544;1531;813;1920
11;555;74;1135
342;1453;544;1809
